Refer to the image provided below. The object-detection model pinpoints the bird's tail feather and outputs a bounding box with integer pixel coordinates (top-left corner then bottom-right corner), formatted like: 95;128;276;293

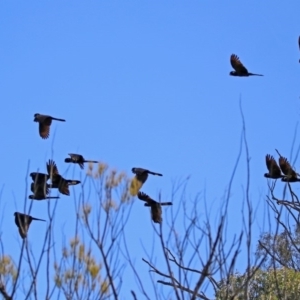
32;217;46;221
250;73;263;76
52;117;66;122
67;180;81;185
149;171;163;176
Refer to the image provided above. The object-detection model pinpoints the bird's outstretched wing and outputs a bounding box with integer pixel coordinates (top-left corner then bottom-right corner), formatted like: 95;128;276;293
278;156;297;177
230;54;248;74
39;121;51;139
266;154;282;177
275;149;296;177
138;191;152;202
47;159;60;176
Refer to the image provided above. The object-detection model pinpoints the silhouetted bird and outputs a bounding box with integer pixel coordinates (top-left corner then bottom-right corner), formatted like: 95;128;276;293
34;113;66;139
130;167;163;196
64;153;98;169
138;192;172;224
264;154;284;179
29;182;59;200
14;212;45;239
30;172;50;184
275;149;300;182
229;54;263;77
47;159;80;196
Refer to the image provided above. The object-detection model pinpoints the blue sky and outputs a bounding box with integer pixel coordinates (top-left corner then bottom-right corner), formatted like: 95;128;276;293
0;1;300;298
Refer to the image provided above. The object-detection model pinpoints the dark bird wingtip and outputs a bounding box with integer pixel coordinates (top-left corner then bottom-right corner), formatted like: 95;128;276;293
275;149;281;156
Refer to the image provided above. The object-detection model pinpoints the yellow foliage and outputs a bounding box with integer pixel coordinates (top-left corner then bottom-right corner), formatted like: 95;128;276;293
0;255;17;282
88;264;100;279
130;176;143;196
78;244;85;262
83;204;92;216
101;280;109;294
70;236;80;249
102;199;118;212
55;236;108;295
98;163;108;177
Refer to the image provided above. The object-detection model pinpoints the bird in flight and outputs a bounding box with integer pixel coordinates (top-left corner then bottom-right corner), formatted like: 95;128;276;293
275;149;300;182
229;54;263;77
47;159;80;195
29;171;59;200
29;182;59;200
138;192;172;224
14;212;45;239
28;172;59;200
264;154;284;179
33;113;66;139
30;172;50;183
64;153;98;169
130;167;163;196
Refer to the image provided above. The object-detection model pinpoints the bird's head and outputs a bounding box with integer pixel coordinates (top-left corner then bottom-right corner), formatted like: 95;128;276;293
65;158;72;163
131;168;136;173
14;212;17;217
33;113;40;121
229;71;236;76
29;172;36;179
264;173;271;178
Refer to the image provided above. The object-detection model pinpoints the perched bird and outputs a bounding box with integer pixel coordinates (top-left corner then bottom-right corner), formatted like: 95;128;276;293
275;149;300;182
229;54;263;77
33;113;66;139
29;182;59;200
47;159;80;196
14;212;45;239
137;192;172;224
64;153;98;169
130;167;163;196
264;154;284;179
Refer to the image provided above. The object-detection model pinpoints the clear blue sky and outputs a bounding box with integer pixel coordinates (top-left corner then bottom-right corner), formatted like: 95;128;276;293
0;1;300;298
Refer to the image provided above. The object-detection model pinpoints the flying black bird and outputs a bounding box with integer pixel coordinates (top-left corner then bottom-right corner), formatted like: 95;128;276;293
30;172;50;184
47;159;80;196
132;167;162;180
64;153;98;169
229;54;263;77
264;154;284;179
130;167;163;196
29;182;59;200
138;192;172;224
34;113;66;139
14;212;45;239
275;149;300;182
